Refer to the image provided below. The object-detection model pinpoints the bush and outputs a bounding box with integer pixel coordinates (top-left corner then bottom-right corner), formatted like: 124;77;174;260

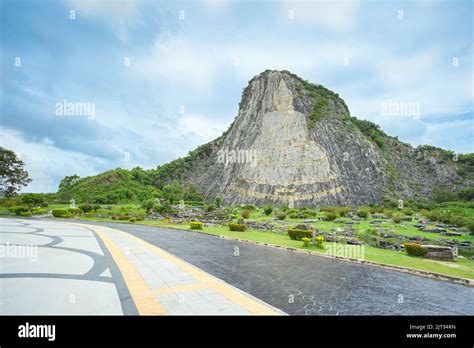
324;212;337;221
229;223;246;231
20;212;32;217
401;208;414;216
128;217;137;222
287;228;312;241
420;209;430;218
111;215;130;220
276;212;287;220
241;209;251;219
315;236;325;249
215;196;222;208
404;242;428;257
289;212;298;219
52;209;71;218
356;209;369;218
12;206;28;216
302;237;311;247
321;206;338;213
467;222;474;235
190;221;204;230
243;204;256;210
79;203;94;213
338;207;351;217
263;205;273;216
392;215;402;224
383;209;393;218
206;204;215;212
68;207;81;215
302;209;317;218
31;208;42;215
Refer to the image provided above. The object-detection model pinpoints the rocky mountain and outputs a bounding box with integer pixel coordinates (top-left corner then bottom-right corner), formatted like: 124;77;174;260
158;70;471;207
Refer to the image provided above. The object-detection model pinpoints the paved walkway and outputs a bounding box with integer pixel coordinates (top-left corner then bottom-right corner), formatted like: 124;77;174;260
0;218;283;315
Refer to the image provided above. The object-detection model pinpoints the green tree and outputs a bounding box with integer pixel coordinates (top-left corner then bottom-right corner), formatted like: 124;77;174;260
58;175;80;191
162;180;183;204
0;147;31;196
21;193;45;210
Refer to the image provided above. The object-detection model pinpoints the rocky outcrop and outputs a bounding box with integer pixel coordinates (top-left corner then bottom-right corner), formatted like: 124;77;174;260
422;245;456;261
169;70;469;207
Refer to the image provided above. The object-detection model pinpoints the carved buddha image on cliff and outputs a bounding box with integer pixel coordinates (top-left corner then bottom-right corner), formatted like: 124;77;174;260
239;79;335;186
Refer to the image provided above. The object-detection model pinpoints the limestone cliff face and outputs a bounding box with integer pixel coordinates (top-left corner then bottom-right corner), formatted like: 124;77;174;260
177;70;464;206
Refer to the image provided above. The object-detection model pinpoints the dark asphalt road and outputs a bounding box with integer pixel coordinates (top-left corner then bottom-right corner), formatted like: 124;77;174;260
78;220;474;315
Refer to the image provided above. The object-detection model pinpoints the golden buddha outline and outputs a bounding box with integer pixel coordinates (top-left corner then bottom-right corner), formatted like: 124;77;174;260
238;79;336;186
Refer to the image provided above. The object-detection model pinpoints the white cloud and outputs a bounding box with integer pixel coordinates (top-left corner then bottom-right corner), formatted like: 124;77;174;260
281;1;360;31
0;128;106;193
133;34;222;91
176;113;228;142
66;0;140;41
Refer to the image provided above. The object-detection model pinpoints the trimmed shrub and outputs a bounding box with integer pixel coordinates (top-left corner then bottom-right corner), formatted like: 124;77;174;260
404;242;428;257
287;228;312;241
190;221;204;230
111;215;130;220
128;217;137;222
20;212;32;217
323;211;337;221
276;212;287;220
392;215;402;224
12;206;28;216
263;205;273;216
356;209;369;218
302;237;311;247
240;209;251;219
315;236;325;249
68;207;81;215
79;203;94;213
52;209;71;218
229;223;246;232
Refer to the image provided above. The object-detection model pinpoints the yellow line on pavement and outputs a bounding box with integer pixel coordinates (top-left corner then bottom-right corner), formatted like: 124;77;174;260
77;223;282;315
91;228;167;315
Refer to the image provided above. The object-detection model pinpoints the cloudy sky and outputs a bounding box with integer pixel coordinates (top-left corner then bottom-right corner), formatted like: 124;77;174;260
1;0;472;192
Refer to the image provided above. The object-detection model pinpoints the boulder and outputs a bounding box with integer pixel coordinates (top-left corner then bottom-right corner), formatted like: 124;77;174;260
420;227;446;233
369;220;382;225
371;214;386;219
440;231;462;237
422;245;456;261
295;224;312;231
